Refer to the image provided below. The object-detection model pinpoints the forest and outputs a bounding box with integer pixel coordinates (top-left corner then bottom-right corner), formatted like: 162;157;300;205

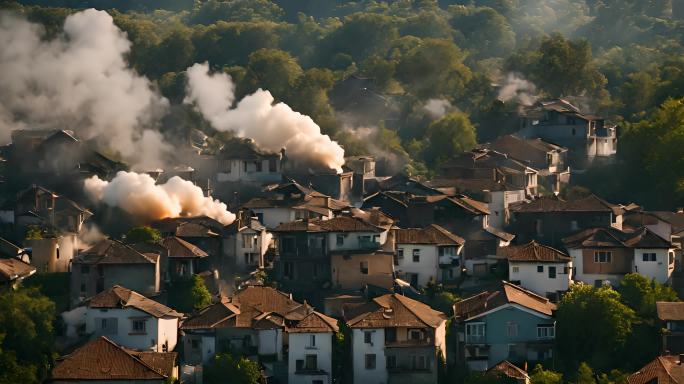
1;0;684;208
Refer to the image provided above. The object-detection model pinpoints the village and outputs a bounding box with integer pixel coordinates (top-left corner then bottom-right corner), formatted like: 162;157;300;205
0;96;681;384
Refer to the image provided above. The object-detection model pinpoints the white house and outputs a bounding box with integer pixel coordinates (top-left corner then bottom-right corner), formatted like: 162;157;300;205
563;227;675;286
498;241;572;299
224;214;271;271
288;312;339;384
344;293;448;384
85;285;182;352
394;224;465;287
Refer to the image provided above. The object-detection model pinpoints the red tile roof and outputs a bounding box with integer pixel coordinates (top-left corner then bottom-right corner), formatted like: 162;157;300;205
657;302;684;321
160;236;208;258
88;285;182;318
628;355;684;384
454;281;556;321
345;293;447;329
395;224;465;246
498;241;571;263
0;257;35;282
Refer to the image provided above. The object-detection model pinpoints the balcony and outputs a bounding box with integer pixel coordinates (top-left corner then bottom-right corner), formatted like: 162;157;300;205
358;238;381;250
385;338;433;348
465;335;486;344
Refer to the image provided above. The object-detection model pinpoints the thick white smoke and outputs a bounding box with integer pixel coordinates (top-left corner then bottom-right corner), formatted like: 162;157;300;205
423;99;452;119
85;171;235;225
497;73;538;106
0;9;170;168
184;62;345;172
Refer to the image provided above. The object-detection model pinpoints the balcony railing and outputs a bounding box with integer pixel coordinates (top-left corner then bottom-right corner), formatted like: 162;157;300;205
466;335;486;344
385;338;433;348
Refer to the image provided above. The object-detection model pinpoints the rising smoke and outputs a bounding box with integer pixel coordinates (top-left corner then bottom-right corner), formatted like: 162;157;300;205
423;99;452;119
84;171;235;225
0;9;170;169
497;73;538;106
184;62;346;172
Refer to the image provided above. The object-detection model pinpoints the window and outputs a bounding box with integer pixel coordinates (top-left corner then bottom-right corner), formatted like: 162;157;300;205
281;237;296;253
670;252;675;265
81;265;90;274
296;359;304;371
537;265;544;273
409;329;423;340
466;323;485;343
411;355;427;370
386;355;397;369
313;381;324;384
284;262;294;279
268;158;277;172
80;283;86;293
570;220;579;230
365;354;376;369
512;266;520;273
190;339;200;349
397;248;404;260
241;234;253;248
336;235;344;246
413;249;421;263
364;331;372;344
506;322;518;337
385;328;396;342
312;264;318;278
360;261;369;275
305;354;317;370
255;161;263;172
594;251;612;263
308;334;316;348
642;253;657;262
131;319;146;334
244;253;256;265
537;325;555;339
548;266;556;279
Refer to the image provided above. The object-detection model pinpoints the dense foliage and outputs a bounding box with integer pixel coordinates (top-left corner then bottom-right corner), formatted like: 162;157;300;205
125;226;162;244
204;352;262;384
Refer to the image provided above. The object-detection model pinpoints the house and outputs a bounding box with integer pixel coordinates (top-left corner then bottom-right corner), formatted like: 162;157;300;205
159;236;209;281
70;239;160;307
394;224;465;287
563;226;675;286
224;212;271;272
153;216;227;272
509;194;624;247
485;135;570;193
50;336;177;383
439;149;540;198
626;355;684;384
287;171;362;204
497;241;573;300
330;249;395;291
0;257;36;289
656;301;684;355
453;282;556;371
243;181;349;229
486;360;531;383
343;293;448;384
195;138;282;184
517;99;617;168
85;285;182;352
181;285;338;384
464;226;516;277
345;156;376;178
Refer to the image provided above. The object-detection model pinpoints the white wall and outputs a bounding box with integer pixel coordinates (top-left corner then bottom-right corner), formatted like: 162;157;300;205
328;231;387;252
288;332;333;384
86;307;177;352
634;248;674;284
509;262;572;296
258;329;283;361
435;322;447;360
252;208;296;229
396;244;438;288
352;328;386;384
217;159;282;183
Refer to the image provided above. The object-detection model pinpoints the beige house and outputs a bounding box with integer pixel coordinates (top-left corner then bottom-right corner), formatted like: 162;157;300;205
330;250;395;290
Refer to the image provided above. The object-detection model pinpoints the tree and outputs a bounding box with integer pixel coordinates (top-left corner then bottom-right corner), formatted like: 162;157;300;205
318;13;399;63
0;288;56;383
556;284;636;371
529;364;563;384
449;6;515;58
203;353;261;384
191;274;212;310
576;362;597;384
245;48;303;100
125;226;162;244
423;112;477;167
618;273;678;318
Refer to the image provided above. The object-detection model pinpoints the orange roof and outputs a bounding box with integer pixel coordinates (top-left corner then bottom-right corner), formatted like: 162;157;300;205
395;224;465;246
498;241;571;262
346;293;447;329
88;285;182;318
0;257;35;282
454;282;556;321
628;355;684;384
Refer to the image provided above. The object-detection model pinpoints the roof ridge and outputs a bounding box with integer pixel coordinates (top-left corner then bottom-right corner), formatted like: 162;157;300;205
97;337;167;378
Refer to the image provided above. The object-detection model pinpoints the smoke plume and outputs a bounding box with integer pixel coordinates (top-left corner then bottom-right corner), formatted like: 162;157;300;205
85;171;235;225
77;223;106;250
423;99;452;119
0;9;170;169
497;73;538;106
184;62;345;172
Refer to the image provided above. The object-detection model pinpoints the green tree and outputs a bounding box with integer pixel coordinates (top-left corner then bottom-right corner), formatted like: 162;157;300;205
24;225;43;240
245;48;303;100
191;274;212;310
618;273;678;318
204;353;261;384
576;362;597;384
556;284;636;371
125;226;162;244
529;364;563;384
423;112;477;167
449;6;515;58
318;12;399;63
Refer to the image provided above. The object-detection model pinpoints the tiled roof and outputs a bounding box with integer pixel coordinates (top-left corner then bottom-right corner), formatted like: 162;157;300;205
51;337;170;380
454;282;556;321
289;311;339;333
510;195;623;215
484;226;516;242
181;301;240;330
395;224;464;246
76;239;157;264
0;257;35;282
88;285;182;318
345;293;447;329
563;227;672;249
127;350;177;378
498;241;570;263
657;302;684;321
628;355;684;384
488;360;530;381
160;237;208;258
274;216;381;233
407;194;490;215
426;178;521;193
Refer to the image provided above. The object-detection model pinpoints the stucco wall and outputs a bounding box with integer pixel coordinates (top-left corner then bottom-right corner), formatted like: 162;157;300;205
86;307;178;352
509;261;572;296
352;328;387;384
288;332;333;384
395;244;438;288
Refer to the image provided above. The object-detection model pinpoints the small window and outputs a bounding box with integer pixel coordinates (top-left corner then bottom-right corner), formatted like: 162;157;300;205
594;251;612;263
305;354;317;370
411;355;427;370
548;266;556;279
512;266;520;273
296;359;304;371
131;320;146;334
537;325;555;339
336;235;344;246
397;248;404;259
642;253;657;262
506;322;518;337
365;354;376;369
284;262;294;279
80;283;86;293
413;249;420;262
386;355;397;369
409;329;423;340
309;334;316;347
255;161;263;172
360;261;369;275
537;265;544;273
364;331;372;344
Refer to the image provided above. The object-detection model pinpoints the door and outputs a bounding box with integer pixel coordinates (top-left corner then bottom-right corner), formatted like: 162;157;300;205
410;273;419;287
548;266;556;279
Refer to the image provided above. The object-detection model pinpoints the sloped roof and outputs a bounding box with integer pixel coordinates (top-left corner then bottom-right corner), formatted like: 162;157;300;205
126;350;177;378
88;285;181;318
407;194;490;215
498;241;571;263
454;282;556;322
0;258;35;282
273;216;381;233
345;293;447;329
181;301;240;330
488;360;530;381
657;302;684;321
627;355;684;384
160;236;208;258
76;239;157;264
395;224;464;246
51;337;170;381
484;226;516;242
510;195;623;215
289;311;339;333
563;227;672;249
